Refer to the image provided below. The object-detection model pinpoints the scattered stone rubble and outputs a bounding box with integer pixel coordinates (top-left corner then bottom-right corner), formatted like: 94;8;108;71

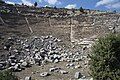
0;35;91;79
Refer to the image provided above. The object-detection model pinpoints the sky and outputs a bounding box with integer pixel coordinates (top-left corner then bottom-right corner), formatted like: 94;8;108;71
4;0;120;11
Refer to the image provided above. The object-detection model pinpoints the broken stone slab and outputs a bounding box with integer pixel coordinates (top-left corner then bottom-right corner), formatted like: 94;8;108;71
24;45;30;49
66;63;75;67
25;49;30;52
11;63;16;66
78;79;89;80
3;46;7;50
0;61;6;65
40;72;50;77
8;66;14;70
59;70;68;74
13;49;19;53
25;76;32;80
21;62;28;67
75;65;82;69
8;65;21;72
8;37;12;40
49;67;60;72
14;64;19;70
9;55;16;59
78;78;93;80
74;72;82;79
0;64;4;70
53;54;60;59
54;59;59;63
49;67;56;72
19;60;24;63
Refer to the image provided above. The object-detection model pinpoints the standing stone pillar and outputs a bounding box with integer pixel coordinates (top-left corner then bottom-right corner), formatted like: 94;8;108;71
35;15;39;22
0;17;6;25
0;13;7;26
70;17;76;48
70;17;74;43
25;17;33;34
49;17;52;27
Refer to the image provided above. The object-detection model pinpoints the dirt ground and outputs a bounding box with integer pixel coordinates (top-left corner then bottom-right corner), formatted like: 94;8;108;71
15;61;90;80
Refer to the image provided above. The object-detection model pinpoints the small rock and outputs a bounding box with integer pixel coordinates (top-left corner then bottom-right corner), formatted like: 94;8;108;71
19;60;24;63
21;62;28;67
90;78;93;80
40;72;50;77
66;63;75;67
13;64;19;71
74;72;82;79
75;65;81;69
0;64;4;70
3;46;7;50
13;49;19;53
59;70;68;74
31;72;35;74
9;55;16;59
49;68;56;72
54;59;59;63
25;76;31;80
8;37;12;40
11;63;16;66
69;63;75;67
49;67;61;72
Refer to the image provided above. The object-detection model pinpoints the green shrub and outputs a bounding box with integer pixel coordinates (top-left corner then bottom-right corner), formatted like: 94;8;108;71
0;70;18;80
90;34;120;80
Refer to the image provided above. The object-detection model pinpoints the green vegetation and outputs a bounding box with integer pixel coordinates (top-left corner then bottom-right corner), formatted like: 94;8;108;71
0;70;18;80
90;34;120;80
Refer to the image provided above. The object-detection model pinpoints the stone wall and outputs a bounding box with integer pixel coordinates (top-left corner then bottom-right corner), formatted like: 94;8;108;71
71;13;120;43
0;13;120;45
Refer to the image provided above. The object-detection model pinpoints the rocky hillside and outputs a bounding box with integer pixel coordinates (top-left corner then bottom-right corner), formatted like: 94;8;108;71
0;2;120;80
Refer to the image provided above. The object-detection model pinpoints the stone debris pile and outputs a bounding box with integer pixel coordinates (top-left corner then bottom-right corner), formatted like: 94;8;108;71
0;35;89;79
1;35;63;71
